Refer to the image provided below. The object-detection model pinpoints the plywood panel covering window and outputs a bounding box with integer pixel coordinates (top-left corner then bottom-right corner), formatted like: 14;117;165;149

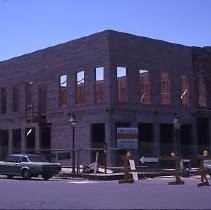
95;67;104;103
117;67;127;102
1;87;7;114
12;85;19;112
160;72;171;105
198;77;207;107
25;82;32;107
76;71;85;104
59;75;67;108
139;70;150;104
38;86;47;115
25;82;33;122
180;75;190;107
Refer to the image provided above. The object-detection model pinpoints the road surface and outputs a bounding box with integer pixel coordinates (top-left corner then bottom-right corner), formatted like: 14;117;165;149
0;175;210;209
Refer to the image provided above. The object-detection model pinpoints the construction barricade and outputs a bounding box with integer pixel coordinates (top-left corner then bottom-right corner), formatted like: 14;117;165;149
198;150;210;187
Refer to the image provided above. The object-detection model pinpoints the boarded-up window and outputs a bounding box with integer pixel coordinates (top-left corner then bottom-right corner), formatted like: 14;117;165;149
180;75;189;107
95;67;104;103
12;85;19;112
1;87;7;114
38;86;47;115
25;82;32;107
139;70;150;104
76;71;85;104
198;77;207;107
25;82;33;122
59;75;67;107
117;67;127;102
160;72;171;105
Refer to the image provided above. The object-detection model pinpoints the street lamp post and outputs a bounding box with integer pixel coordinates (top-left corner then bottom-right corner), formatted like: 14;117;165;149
173;118;180;155
69;112;78;174
169;118;185;185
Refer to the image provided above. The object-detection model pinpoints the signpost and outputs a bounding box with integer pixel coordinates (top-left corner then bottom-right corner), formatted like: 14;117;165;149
117;127;138;149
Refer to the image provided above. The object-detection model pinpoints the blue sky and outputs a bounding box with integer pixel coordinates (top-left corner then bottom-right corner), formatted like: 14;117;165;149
0;0;211;61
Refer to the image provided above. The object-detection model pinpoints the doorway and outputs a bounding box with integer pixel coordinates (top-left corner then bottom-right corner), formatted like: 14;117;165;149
0;129;9;160
91;123;105;164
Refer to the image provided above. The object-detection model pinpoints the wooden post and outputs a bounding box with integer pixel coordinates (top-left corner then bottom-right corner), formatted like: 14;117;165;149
103;143;108;174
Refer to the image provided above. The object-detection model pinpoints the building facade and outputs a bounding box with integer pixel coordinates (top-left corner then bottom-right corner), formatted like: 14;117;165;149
0;30;210;166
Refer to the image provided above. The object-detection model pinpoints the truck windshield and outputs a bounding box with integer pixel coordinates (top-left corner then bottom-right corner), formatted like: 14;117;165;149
27;155;47;162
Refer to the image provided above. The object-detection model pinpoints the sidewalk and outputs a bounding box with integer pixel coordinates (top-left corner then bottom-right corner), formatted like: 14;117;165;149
59;167;124;180
58;166;198;181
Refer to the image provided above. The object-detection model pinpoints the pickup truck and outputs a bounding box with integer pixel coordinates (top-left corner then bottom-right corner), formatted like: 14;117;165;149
0;154;61;180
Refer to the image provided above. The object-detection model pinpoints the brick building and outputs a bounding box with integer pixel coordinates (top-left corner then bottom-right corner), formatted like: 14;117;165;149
0;30;210;166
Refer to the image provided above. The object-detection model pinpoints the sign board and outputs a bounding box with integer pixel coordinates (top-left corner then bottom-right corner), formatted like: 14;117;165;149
139;156;159;164
129;159;138;181
117;127;138;149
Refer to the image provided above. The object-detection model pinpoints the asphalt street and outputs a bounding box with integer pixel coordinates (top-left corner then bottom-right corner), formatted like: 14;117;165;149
0;175;210;209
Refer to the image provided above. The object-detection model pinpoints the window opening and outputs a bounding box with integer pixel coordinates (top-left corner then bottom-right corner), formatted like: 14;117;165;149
12;85;19;112
138;123;153;155
180;75;189;107
25;82;38;123
25;82;33;121
160;72;171;105
25;82;32;107
197;118;209;146
60;75;67;87
59;75;67;108
40;126;51;149
139;69;150;104
25;128;35;151
95;67;104;103
198;76;207;107
0;129;9;160
160;124;174;156
117;67;127;102
1;87;7;114
76;71;85;104
12;129;21;153
38;86;47;118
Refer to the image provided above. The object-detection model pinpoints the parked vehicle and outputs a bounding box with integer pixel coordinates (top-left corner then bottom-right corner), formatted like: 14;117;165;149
203;159;211;176
0;154;61;180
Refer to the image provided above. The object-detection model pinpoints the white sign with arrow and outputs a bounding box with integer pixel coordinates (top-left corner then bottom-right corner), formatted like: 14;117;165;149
139;156;159;164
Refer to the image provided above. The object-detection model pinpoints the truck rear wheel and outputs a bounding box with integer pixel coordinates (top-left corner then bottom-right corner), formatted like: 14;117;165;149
21;169;31;180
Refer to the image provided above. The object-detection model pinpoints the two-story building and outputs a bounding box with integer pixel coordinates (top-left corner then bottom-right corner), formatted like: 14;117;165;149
0;30;210;166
